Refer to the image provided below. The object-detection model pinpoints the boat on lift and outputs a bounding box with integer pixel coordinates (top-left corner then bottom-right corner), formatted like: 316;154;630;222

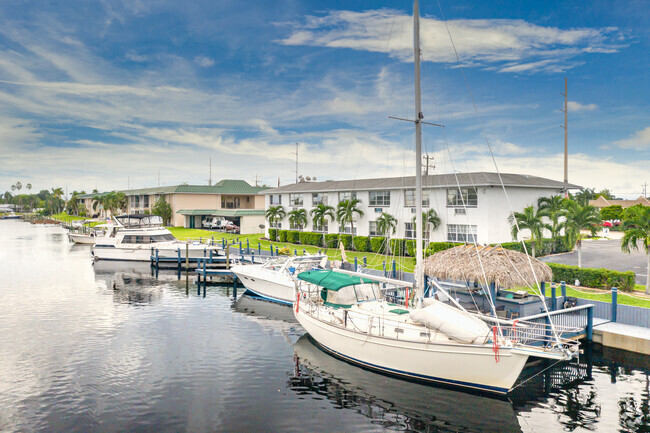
92;214;221;262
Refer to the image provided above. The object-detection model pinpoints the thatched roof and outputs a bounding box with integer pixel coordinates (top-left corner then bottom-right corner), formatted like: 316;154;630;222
423;245;552;289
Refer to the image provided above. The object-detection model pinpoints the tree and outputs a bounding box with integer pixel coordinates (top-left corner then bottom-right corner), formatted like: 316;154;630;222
620;205;650;294
265;205;286;229
152;197;172;226
15;182;22;193
538;195;568;246
336;198;364;235
288;208;308;230
376;212;398;236
66;193;79;216
310;204;335;232
50;187;64;213
562;202;601;267
508;205;549;257
600;205;623;221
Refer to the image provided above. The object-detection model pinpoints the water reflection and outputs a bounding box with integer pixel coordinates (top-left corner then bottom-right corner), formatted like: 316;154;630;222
93;261;165;305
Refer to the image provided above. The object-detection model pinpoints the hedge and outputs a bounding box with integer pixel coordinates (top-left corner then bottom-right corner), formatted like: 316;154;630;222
389;238;407;256
299;231;323;247
370;236;387;254
425;242;463;256
287;230;300;243
268;228;277;242
339;234;353;250
497;239;570;257
324;234;339;248
547;263;635;292
278;230;288;242
353;236;371;252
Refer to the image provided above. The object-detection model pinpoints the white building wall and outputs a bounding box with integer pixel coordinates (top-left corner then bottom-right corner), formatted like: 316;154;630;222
265;185;565;244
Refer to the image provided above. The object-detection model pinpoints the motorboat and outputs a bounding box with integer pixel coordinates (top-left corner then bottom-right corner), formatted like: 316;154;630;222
1;212;22;220
68;224;109;245
231;255;326;305
92;214;221;262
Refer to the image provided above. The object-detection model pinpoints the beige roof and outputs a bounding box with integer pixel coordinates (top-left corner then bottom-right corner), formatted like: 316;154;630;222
589;196;650;209
423;245;552;289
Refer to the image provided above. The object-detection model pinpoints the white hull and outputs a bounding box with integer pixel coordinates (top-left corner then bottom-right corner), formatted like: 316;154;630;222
295;305;531;394
68;233;97;244
93;243;220;262
232;267;294;305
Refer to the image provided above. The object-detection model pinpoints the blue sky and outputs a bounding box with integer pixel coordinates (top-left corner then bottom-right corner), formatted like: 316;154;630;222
0;0;648;198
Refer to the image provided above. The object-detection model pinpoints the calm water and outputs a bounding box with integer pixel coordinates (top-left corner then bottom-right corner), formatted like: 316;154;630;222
1;220;649;433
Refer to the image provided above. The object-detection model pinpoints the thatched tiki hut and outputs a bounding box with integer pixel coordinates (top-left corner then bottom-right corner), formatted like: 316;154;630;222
423;245;552;299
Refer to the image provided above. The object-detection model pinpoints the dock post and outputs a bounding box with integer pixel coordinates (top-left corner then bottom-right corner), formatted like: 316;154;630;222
203;256;207;278
611;287;618;322
303;248;306;256
540;281;546;298
222;238;226;249
177;247;181;268
247;238;250;254
155;248;159;267
354;257;358;271
276;246;279;256
210;248;213;263
489;282;496;303
258;243;261;255
226;246;230;270
150;247;154;265
383;261;386;277
270;245;274;256
185;243;189;290
551;283;557;311
586;306;593;342
363;256;367;267
239;242;243;255
233;275;238;298
392;260;396;278
561;281;567;298
294;249;297;256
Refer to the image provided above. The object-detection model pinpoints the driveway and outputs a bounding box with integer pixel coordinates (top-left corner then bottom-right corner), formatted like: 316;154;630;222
539;238;648;285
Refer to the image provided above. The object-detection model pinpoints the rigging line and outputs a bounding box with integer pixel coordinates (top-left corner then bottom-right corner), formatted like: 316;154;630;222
435;0;563;348
508;358;567;392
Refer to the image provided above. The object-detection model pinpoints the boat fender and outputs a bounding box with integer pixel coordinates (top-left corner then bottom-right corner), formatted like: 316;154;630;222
409;300;490;344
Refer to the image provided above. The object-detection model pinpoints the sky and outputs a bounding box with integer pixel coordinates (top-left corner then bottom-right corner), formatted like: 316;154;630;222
0;0;648;198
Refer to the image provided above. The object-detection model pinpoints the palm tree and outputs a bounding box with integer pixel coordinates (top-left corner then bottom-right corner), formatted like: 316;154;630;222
310;204;335;232
562;202;601;267
336;198;364;235
411;209;442;240
538;196;567;239
26;183;32;211
508;205;549;257
376;212;398;255
288;208;308;230
51;187;64;213
620;205;650;294
265;205;286;229
573;188;596;206
92;194;105;217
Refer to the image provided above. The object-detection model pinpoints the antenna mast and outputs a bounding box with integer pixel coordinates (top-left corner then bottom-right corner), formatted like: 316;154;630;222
209;157;212;186
561;77;568;189
295;143;299;184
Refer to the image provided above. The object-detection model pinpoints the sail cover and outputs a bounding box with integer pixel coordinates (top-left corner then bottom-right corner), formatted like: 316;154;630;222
297;270;375;291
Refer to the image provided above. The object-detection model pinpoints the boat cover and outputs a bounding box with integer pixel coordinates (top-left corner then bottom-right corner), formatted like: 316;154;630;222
297;270;375;291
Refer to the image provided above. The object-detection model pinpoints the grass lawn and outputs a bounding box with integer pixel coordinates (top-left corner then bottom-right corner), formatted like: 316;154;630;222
508;284;650;309
51;213;86;222
167;227;416;272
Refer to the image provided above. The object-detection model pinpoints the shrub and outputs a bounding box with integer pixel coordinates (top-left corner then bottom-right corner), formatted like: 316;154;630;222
278;230;288;242
425;242;463;257
287;230;300;243
277;247;291;256
299;231;323;247
498;239;563;257
268;228;278;242
339;234;353;250
547;263;635;292
389;238;407;256
353;236;371;252
370;236;387;254
324;234;339;248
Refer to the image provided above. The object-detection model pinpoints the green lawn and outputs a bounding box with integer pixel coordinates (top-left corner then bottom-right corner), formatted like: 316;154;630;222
167;227;415;272
508;285;650;309
51;213;86;222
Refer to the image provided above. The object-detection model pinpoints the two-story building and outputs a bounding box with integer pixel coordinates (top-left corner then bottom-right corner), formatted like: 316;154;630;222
263;172;580;245
78;179;268;234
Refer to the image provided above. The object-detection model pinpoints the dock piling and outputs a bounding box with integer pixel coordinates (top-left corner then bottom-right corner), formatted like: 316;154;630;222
611;287;618;322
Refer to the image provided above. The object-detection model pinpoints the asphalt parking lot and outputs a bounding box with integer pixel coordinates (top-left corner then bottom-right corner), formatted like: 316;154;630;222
539;238;648;285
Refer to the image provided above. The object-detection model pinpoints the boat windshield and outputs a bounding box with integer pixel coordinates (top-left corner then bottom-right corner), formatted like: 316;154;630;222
114;215;164;228
121;234;176;244
261;257;290;270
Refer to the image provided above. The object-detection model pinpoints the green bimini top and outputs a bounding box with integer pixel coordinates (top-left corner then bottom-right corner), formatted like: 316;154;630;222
297;270;375;291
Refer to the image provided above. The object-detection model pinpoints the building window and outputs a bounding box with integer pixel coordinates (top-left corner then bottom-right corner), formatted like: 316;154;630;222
447;224;477;243
341;224;357;235
270;221;282;229
338;192;357;202
290;221;304;230
221;196;241;209
144;196;150;208
270;194;282;205
447;187;477;207
405;189;430;207
290;193;304;206
405;222;416;239
314;221;328;233
369;221;379;236
369;191;390;207
312;193;325;206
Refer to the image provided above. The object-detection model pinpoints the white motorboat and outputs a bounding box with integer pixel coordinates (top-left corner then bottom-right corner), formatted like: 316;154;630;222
1;213;22;220
231;255;326;305
68;224;109;244
92;214;221;262
293;0;578;396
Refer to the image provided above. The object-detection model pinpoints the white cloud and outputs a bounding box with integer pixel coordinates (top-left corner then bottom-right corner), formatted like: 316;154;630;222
567;101;598;111
612;126;650;150
277;10;625;73
194;56;214;67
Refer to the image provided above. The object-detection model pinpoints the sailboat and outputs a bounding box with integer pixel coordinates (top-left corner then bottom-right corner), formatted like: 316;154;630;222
293;0;579;395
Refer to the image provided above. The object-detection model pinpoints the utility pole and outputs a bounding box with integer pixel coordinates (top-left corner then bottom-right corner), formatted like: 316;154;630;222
643;182;648;198
158;169;160;187
253;174;260;187
560;77;568;190
423;154;435;176
209;157;212;186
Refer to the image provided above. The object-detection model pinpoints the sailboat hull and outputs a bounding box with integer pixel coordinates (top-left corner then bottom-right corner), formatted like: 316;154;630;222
295;307;529;394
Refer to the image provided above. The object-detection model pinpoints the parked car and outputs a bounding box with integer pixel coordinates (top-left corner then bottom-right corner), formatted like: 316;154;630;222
202;217;238;232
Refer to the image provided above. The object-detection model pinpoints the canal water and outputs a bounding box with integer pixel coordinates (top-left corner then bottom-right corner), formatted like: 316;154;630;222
1;220;649;432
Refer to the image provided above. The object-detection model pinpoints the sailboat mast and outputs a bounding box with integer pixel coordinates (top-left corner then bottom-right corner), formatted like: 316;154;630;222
414;0;424;299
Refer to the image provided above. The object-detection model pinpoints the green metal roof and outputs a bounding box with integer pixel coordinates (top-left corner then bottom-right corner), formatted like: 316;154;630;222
87;180;269;198
176;209;265;217
297;270;375;292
